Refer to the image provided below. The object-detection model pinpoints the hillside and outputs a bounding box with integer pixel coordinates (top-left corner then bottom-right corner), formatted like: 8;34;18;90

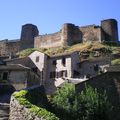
17;42;120;59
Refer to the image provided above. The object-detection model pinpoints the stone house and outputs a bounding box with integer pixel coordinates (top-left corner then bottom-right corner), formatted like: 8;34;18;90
6;57;35;70
0;64;40;90
79;57;111;78
4;51;112;94
47;52;80;80
28;51;48;84
28;51;80;94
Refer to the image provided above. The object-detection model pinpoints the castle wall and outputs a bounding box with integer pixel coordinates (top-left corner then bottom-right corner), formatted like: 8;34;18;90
61;23;82;46
0;40;20;57
34;23;82;48
79;25;101;42
35;32;62;48
0;18;118;54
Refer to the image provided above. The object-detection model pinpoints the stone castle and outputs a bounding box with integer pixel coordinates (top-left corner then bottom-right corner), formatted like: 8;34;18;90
0;18;119;57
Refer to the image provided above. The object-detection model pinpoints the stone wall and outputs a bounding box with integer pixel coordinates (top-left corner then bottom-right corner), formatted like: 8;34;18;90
34;23;82;48
9;86;58;120
79;25;101;42
34;19;119;49
61;23;82;46
10;97;44;120
0;40;20;57
34;24;102;49
0;18;118;56
35;32;62;48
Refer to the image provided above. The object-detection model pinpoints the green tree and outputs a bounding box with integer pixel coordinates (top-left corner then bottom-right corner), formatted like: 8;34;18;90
51;83;112;120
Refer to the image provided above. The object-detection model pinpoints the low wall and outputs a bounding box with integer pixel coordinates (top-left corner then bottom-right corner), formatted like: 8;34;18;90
10;96;45;120
9;86;59;120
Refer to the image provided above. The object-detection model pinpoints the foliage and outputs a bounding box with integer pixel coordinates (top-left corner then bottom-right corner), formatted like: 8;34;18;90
51;83;75;119
13;90;59;120
77;85;112;120
112;58;120;65
51;83;112;120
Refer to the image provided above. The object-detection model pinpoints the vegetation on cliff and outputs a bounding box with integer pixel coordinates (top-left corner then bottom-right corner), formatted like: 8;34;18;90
17;42;120;58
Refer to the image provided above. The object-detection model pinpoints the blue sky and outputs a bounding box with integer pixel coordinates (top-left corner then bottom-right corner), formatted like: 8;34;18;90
0;0;119;40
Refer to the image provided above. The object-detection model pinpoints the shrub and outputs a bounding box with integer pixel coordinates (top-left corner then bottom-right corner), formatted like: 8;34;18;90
51;83;112;120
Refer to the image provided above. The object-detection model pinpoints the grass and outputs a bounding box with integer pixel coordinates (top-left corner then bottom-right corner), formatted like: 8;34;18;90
17;42;120;58
111;58;120;65
17;48;47;58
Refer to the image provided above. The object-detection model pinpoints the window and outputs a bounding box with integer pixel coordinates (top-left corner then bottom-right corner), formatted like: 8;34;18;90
0;72;2;80
62;58;66;66
94;64;99;71
36;56;39;62
53;60;57;65
60;70;67;77
50;72;56;79
3;72;8;80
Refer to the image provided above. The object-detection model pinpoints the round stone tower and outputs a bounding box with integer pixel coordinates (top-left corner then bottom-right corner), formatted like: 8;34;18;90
61;23;82;46
20;24;39;50
101;19;119;42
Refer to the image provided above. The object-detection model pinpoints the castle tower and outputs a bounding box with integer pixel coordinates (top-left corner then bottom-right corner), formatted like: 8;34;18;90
61;23;82;46
20;24;39;50
101;19;119;42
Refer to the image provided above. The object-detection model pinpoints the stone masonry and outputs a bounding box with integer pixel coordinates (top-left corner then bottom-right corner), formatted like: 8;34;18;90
9;86;49;120
35;19;119;48
0;39;20;57
0;18;119;57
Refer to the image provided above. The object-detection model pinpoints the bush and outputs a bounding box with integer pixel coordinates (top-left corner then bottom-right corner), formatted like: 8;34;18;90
51;83;112;120
112;58;120;65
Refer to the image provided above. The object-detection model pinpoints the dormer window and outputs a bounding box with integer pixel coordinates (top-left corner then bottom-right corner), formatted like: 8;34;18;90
36;56;39;62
